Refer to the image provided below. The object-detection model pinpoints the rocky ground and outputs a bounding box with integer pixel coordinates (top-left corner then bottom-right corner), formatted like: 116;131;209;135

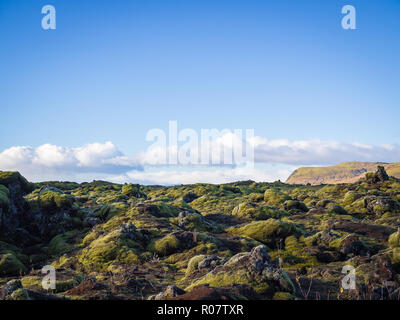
1;166;400;300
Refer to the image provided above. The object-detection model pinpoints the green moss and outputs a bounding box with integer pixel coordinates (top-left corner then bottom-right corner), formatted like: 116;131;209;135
78;232;140;271
316;185;341;197
227;219;302;249
219;184;241;195
92;205;114;222
285;235;304;251
47;234;74;255
0;253;27;276
82;231;98;246
303;231;340;248
342;191;358;205
40;190;74;212
21;276;42;289
51;255;77;269
185;254;206;276
283;200;308;212
186;268;271;293
248;193;264;202
0;171;33;193
165;242;220;265
273;291;294;300
0;241;20;254
388;232;400;248
121;184;140;197
365;172;376;180
392;248;400;265
264;189;292;206
11;288;30;300
152;234;181;256
56;279;79;293
325;202;347;215
21;275;79;293
345;198;368;214
0;184;9;196
0;186;10;211
175;213;214;232
28;254;47;264
232;202;288;220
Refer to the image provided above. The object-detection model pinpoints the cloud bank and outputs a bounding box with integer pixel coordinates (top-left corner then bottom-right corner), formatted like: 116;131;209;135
0;137;399;184
0;142;142;181
250;138;400;165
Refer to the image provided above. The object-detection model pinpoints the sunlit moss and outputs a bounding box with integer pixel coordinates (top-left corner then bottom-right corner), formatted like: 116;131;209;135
227;219;303;248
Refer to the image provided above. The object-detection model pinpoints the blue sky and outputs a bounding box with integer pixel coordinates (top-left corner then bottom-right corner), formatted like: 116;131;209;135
1;0;399;183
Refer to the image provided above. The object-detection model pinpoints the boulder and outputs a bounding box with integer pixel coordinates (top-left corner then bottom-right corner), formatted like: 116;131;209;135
185;245;295;297
1;279;23;299
0;172;32;238
283;200;308;213
0;253;27;276
182;192;199;203
150;285;186;300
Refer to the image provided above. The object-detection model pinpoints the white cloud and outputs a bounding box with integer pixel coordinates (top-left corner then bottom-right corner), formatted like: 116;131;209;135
1;137;400;184
74;142;121;167
0;142;142;182
136;132;400;167
252;138;400;165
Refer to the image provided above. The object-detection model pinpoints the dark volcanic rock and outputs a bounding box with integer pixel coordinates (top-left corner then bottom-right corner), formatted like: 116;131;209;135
182;192;199;203
0;172;33;241
171;284;259;300
150;285;186;300
1;279;23;300
376;166;390;182
340;235;368;257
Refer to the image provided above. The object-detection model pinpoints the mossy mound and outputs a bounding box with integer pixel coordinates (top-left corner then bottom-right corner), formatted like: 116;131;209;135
282;200;308;213
11;288;30;300
345;198;369;214
0;253;27;276
264;189;292;206
21;274;81;293
20;276;42;289
39;190;75;213
185;246;294;296
325;202;347;215
392;248;400;266
151;234;181;256
78;231;141;272
175;212;215;232
47;234;74;256
232;202;288;220
190;195;237;215
342;191;360;206
121;183;146;198
388;231;400;248
137;202;180;218
0;171;33;193
227;219;303;249
185;255;207;276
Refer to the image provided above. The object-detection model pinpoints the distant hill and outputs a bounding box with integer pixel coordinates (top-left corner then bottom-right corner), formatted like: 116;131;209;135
286;161;400;185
